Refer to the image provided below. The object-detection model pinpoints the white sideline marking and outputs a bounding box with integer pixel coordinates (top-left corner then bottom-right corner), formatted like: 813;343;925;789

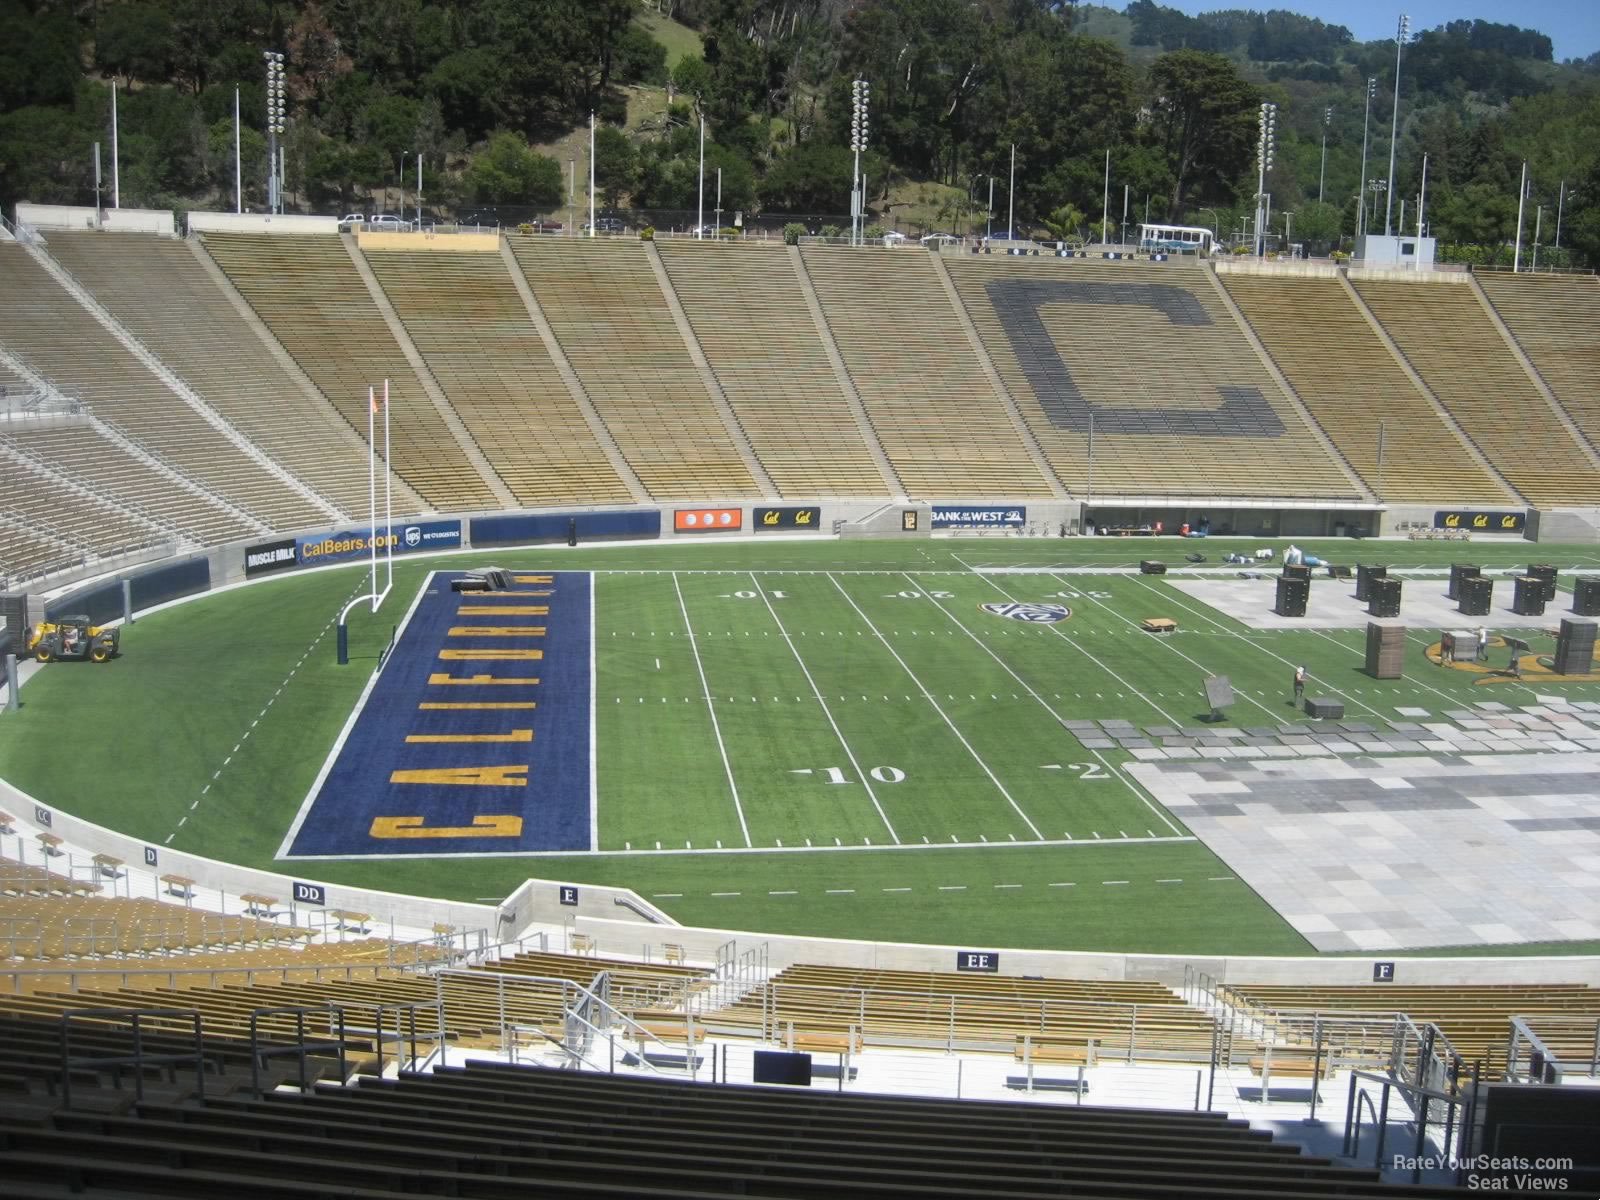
829;574;1043;840
672;573;751;848
750;572;899;844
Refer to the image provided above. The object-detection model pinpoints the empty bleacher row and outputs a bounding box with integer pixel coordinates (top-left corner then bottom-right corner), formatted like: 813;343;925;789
508;235;761;500
801;245;1057;496
43;232;375;518
1219;274;1513;505
944;255;1363;500
657;240;887;496
363;247;635;507
199;232;499;510
1352;278;1600;506
702;962;1224;1064
1222;980;1600;1079
1476;273;1600;457
0;244;314;539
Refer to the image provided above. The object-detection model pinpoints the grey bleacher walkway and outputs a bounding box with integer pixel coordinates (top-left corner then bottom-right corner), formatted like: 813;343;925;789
363;246;637;508
0;244;313;541
199;232;499;512
44;231;377;520
344;236;516;509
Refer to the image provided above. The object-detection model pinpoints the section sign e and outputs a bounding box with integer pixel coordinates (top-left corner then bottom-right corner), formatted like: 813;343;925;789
932;506;1025;529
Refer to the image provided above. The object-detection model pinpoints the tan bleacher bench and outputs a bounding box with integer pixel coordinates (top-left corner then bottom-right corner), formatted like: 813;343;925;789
1250;1050;1333;1078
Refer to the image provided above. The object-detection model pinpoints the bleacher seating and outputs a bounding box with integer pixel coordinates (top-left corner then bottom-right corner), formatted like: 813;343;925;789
944;255;1359;499
1220;274;1512;505
710;963;1223;1062
801;245;1057;496
656;241;887;496
0;244;319;534
1354;278;1600;506
1476;273;1600;455
1223;981;1600;1078
506;236;761;500
0;892;311;960
44;232;374;517
3;421;250;550
362;247;635;506
0;514;76;589
0;1046;1506;1198
199;232;499;510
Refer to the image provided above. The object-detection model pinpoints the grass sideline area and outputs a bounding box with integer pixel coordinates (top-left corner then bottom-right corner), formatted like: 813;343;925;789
4;533;1600;957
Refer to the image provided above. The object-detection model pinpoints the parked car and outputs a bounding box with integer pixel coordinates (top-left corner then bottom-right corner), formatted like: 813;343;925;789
337;213;366;231
581;216;627;234
882;230;909;244
368;213;413;232
920;233;961;247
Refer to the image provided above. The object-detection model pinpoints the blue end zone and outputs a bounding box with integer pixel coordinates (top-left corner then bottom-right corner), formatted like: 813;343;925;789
284;571;592;857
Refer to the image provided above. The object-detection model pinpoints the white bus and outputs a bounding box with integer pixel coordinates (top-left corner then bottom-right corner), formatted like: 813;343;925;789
1136;223;1214;255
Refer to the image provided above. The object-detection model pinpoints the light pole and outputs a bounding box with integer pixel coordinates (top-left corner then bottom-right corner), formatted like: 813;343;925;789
1532;203;1543;271
1555;181;1570;248
850;79;869;246
263;51;286;214
1319;107;1332;203
1283;211;1294;255
1254;102;1276;258
1368;178;1388;235
1514;161;1528;272
1384;14;1410;236
986;175;994;238
1357;76;1376;240
1200;208;1219;240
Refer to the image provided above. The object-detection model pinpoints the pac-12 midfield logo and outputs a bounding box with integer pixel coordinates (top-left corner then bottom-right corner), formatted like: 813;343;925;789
981;602;1071;623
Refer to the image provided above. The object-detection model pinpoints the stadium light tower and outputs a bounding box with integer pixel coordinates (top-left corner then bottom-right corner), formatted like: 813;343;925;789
1254;102;1276;258
1318;107;1332;203
263;51;286;214
1384;15;1409;236
1357;77;1376;239
850;79;870;247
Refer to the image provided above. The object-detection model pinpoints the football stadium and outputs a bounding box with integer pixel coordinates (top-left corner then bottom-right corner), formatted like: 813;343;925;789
4;209;1600;1191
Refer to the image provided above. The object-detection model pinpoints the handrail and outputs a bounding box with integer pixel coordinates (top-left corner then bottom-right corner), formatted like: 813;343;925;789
436;966;686;1060
248;1003;348;1095
373;998;445;1075
60;1006;205;1109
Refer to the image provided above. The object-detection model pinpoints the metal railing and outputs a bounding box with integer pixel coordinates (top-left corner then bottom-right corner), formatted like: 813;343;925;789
60;1006;205;1109
248;1003;349;1094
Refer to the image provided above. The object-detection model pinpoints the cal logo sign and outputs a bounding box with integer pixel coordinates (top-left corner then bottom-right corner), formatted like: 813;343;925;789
956;951;1000;973
980;602;1070;624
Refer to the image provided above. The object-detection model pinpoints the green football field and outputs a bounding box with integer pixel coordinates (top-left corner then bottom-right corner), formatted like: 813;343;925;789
6;534;1600;957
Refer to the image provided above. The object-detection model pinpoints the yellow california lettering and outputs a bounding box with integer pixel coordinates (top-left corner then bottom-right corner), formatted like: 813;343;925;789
512;575;554;583
447;626;547;638
405;728;533;744
427;673;539;686
419;702;537;710
455;606;549;615
438;648;543;661
369;815;524;839
389;765;529;787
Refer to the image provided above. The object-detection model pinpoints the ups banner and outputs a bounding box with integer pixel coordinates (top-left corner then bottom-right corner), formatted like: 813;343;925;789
1434;510;1525;533
753;506;821;531
244;538;298;577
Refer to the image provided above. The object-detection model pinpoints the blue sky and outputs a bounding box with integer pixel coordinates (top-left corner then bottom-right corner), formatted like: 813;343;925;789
1149;1;1600;62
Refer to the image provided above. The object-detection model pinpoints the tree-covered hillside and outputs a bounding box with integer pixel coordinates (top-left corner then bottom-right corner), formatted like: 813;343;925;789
2;0;1596;264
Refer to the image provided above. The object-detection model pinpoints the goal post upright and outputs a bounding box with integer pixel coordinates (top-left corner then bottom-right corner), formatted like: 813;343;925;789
337;379;394;665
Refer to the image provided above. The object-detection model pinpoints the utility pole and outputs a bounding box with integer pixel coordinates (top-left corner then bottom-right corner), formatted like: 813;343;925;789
1384;14;1410;236
1514;161;1528;272
697;115;705;239
1555;180;1566;248
1319;106;1331;203
986;175;994;238
1101;148;1109;247
1357;77;1376;240
110;82;120;209
1008;143;1016;239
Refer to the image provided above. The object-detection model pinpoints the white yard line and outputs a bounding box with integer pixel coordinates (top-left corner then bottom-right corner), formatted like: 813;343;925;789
671;572;752;847
905;572;1185;837
749;572;900;844
971;574;1185;727
1050;573;1296;725
829;573;1044;840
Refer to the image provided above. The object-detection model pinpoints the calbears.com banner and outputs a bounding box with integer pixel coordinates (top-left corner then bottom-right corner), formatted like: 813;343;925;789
296;520;462;565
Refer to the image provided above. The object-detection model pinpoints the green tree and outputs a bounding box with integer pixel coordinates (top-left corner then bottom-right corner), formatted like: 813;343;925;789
1146;50;1260;217
94;4;176;84
760;140;854;212
464;131;562;205
1291;200;1343;250
0;1;80;111
594;125;637;207
1042;203;1087;243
